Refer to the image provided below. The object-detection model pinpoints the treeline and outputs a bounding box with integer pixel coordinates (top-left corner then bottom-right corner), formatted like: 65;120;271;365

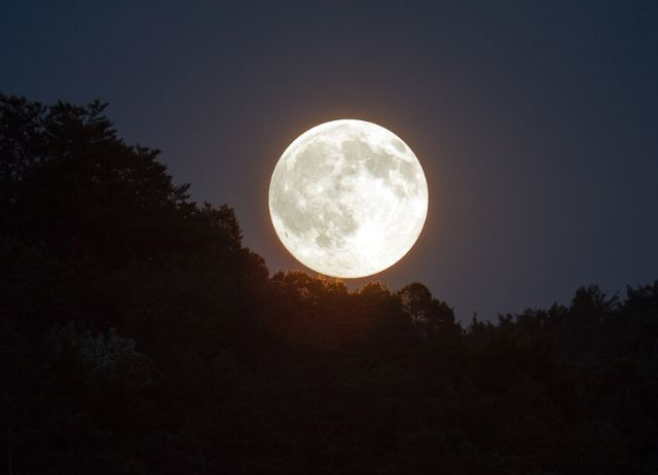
1;94;656;474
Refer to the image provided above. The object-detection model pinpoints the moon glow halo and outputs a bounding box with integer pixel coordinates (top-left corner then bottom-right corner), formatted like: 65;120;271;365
269;119;428;278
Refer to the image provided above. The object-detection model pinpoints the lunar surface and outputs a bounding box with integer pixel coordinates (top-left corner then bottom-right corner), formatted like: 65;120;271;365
269;119;428;278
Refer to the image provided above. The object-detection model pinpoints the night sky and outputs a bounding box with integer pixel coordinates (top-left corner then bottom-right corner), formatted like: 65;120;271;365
2;1;656;322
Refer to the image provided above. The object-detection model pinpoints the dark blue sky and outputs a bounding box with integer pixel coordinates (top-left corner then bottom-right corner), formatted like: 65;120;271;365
2;1;656;321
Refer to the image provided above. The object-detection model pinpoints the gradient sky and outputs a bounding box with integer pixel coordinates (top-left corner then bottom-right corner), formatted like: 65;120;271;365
2;1;656;322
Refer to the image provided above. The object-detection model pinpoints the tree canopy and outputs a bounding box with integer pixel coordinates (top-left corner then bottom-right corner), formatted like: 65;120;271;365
1;94;656;474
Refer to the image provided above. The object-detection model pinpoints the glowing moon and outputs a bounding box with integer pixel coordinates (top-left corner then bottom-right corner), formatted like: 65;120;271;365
269;119;428;278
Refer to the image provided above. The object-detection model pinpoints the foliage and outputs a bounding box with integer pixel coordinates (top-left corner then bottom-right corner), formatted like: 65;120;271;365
1;94;656;474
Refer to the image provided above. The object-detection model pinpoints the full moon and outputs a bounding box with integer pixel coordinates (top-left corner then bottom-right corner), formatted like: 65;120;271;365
269;119;428;278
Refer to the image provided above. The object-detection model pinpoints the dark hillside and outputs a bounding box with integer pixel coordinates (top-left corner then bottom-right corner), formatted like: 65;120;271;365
1;95;656;474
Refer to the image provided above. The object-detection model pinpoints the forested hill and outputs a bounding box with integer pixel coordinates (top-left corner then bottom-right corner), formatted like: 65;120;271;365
1;94;657;474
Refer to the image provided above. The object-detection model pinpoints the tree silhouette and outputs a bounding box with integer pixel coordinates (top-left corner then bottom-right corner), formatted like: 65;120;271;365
399;282;459;339
1;93;656;474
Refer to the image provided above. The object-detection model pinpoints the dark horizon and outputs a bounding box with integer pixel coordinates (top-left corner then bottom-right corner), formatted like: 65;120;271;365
2;91;657;473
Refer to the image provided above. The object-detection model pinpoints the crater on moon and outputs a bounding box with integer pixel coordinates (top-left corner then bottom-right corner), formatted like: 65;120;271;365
269;119;428;278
